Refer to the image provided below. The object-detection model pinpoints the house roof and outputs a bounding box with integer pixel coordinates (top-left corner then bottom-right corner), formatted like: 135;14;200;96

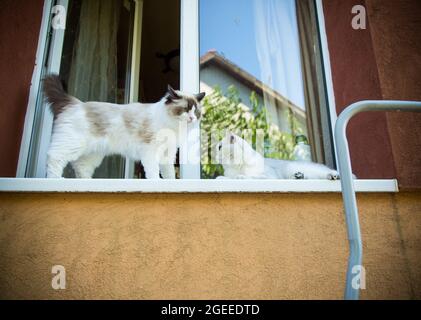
200;51;306;119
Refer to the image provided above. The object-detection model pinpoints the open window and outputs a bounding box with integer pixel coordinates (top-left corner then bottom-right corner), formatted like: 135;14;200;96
20;0;181;179
18;0;334;181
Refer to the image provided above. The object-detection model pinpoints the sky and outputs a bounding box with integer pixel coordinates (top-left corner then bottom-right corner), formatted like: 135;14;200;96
200;0;261;80
199;0;306;109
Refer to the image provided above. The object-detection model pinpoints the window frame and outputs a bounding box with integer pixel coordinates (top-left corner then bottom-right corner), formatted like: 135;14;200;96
315;0;338;160
30;0;69;179
0;178;399;193
18;0;142;179
16;0;56;178
179;0;201;179
5;0;398;193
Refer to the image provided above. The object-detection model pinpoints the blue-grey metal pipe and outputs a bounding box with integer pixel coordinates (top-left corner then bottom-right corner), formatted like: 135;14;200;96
334;100;421;300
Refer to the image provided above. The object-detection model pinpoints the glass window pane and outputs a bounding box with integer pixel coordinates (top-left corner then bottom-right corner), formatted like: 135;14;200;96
200;0;331;179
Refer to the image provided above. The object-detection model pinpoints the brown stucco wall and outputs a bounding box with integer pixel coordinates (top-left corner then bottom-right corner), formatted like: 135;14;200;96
323;0;421;189
322;0;396;180
0;0;420;302
0;0;44;177
0;192;419;300
365;0;421;190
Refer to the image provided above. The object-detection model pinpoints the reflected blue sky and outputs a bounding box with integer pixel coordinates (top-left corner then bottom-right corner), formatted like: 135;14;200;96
199;0;306;109
200;0;261;80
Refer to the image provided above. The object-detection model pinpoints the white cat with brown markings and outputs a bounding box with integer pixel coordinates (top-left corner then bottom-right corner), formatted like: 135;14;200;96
43;74;205;179
217;133;342;180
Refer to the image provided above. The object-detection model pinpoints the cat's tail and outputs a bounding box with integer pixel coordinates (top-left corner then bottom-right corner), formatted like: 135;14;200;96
42;74;79;117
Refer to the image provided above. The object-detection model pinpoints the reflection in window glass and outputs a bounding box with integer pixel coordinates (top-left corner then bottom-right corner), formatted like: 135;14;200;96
200;0;332;179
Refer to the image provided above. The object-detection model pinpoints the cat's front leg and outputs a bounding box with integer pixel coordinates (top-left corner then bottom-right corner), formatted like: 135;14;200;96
327;171;358;180
327;171;340;180
160;164;175;179
292;172;305;180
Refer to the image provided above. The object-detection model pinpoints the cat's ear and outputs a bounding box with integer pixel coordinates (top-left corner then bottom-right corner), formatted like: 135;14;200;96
166;85;181;105
167;85;181;100
195;92;206;102
230;134;236;144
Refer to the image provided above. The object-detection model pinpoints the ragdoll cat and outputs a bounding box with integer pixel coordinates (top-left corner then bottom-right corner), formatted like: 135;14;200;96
43;74;205;179
217;133;341;180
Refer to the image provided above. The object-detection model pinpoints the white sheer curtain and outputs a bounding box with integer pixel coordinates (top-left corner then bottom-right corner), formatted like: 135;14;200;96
68;0;121;102
253;0;305;133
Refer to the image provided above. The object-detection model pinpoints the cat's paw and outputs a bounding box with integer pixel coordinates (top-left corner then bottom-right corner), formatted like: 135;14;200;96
327;172;340;180
293;172;305;180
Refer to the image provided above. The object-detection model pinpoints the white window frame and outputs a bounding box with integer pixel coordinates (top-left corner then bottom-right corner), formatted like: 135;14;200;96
16;0;58;178
179;0;201;179
2;0;398;193
34;0;69;179
125;0;144;179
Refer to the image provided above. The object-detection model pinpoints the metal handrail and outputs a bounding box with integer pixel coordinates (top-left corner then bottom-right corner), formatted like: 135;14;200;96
334;100;421;300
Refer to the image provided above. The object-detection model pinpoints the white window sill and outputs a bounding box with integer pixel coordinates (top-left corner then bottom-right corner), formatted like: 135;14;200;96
0;178;398;193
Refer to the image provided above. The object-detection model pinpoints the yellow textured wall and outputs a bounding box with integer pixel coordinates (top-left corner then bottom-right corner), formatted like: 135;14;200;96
0;192;420;300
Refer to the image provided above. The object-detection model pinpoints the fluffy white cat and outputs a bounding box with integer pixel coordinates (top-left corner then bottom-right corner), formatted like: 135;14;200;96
43;74;205;179
217;133;341;180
